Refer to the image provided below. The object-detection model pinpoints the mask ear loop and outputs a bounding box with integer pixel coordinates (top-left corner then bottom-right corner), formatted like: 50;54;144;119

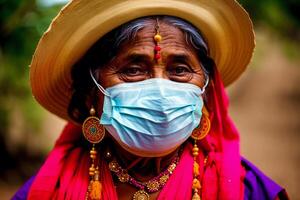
89;69;111;97
200;74;209;95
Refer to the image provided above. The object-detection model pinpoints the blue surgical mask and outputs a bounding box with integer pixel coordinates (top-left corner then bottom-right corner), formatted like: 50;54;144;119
91;71;208;157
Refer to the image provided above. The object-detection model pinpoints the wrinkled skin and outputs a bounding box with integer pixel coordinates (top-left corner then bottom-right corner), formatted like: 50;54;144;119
96;21;206;200
98;22;206;88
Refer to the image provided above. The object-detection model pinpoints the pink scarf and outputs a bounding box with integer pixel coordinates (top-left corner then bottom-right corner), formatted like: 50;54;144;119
28;68;244;200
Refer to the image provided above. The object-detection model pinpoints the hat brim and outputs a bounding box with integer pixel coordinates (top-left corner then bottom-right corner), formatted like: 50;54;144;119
30;0;255;122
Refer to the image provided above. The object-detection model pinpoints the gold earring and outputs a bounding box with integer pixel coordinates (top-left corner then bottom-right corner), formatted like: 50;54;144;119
191;106;210;200
191;107;210;141
82;107;105;200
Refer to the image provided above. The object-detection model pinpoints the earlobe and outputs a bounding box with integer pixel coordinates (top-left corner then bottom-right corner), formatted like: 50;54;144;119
85;89;104;119
95;94;104;118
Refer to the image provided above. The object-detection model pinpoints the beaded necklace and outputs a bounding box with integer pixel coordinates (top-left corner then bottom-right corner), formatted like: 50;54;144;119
108;154;179;200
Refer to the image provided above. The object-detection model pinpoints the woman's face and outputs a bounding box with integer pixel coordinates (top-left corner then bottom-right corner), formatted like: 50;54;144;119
98;22;206;89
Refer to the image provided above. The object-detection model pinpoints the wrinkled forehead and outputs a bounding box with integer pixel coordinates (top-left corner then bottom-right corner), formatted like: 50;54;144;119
109;16;208;56
121;22;194;51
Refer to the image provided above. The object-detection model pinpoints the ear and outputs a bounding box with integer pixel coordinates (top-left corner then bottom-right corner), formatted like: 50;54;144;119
203;79;213;115
85;88;104;117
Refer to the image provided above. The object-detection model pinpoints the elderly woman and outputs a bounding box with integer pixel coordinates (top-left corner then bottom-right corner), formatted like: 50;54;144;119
13;0;288;200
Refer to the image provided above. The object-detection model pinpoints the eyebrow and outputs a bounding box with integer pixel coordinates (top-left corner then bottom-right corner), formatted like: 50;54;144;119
168;54;190;61
167;53;202;71
126;53;152;62
122;51;197;67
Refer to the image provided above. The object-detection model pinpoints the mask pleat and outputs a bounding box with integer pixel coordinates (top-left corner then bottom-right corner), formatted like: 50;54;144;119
98;78;204;157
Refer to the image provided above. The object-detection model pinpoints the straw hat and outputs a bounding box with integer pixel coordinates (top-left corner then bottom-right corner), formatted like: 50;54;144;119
30;0;255;121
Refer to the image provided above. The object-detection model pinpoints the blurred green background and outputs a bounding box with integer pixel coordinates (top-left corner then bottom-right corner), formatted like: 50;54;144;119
0;0;299;199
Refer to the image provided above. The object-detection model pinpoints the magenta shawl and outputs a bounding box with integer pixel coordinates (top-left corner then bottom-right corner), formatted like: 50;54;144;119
28;68;244;200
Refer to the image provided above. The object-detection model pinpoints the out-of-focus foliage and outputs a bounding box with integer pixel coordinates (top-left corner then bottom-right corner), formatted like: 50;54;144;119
240;0;300;34
0;0;64;182
0;0;63;126
239;0;300;59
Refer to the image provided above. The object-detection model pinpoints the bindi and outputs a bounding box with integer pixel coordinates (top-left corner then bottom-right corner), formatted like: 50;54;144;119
153;19;162;62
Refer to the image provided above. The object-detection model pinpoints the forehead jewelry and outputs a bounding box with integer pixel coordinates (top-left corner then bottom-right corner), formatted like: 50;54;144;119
154;18;162;61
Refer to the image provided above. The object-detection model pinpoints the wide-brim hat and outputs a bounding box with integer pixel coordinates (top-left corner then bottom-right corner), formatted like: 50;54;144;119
30;0;255;122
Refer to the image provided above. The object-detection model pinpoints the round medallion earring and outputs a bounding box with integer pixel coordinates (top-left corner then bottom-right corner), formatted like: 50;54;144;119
82;106;105;200
82;107;105;144
191;107;211;141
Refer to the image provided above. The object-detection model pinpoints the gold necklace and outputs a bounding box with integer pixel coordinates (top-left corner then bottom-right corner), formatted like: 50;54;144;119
108;155;179;200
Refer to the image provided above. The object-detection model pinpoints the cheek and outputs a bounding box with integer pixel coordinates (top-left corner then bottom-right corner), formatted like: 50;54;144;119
190;70;206;88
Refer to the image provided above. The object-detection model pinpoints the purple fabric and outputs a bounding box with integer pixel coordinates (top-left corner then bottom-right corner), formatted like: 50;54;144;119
242;158;288;200
11;176;35;200
12;159;287;200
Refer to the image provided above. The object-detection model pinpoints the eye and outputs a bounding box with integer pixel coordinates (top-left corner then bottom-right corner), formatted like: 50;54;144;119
175;66;190;75
167;64;194;82
120;65;147;76
118;64;149;82
168;65;192;76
